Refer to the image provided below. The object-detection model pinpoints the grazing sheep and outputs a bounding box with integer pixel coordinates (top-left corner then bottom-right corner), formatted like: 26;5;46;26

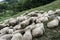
0;27;9;34
0;34;12;40
0;38;6;40
0;24;7;30
12;29;24;34
13;24;21;30
47;19;59;28
55;9;60;14
20;19;30;29
35;18;41;24
8;29;14;34
40;10;44;14
17;15;29;22
38;16;48;22
11;33;23;40
32;23;45;37
43;12;49;17
27;11;39;17
29;17;38;24
48;10;55;15
23;29;32;40
24;22;35;30
57;16;60;21
37;13;43;18
8;18;18;26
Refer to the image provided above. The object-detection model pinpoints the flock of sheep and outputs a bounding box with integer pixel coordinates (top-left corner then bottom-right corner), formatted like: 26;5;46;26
0;9;60;40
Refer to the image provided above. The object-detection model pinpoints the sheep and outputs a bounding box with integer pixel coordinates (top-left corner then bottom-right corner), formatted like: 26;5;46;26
24;22;35;30
0;24;7;30
13;24;21;30
47;19;59;28
8;18;18;26
7;29;14;34
38;16;48;22
0;27;9;34
0;38;6;40
20;19;30;29
57;16;60;21
11;33;23;40
29;17;38;24
48;10;55;15
37;13;43;18
27;11;39;17
32;23;45;37
17;15;29;22
23;29;32;40
0;34;12;40
55;9;60;14
40;10;44;14
43;12;49;17
12;29;24;34
35;18;41;24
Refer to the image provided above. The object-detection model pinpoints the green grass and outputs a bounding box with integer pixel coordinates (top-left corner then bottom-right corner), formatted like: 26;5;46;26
0;0;60;21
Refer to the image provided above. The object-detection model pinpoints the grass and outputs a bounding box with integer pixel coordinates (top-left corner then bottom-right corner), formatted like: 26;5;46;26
0;0;60;40
0;0;60;21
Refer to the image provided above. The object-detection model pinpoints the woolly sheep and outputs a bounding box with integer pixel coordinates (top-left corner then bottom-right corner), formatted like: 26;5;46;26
11;33;23;40
38;16;48;22
0;27;9;34
29;17;38;23
55;9;60;14
47;19;59;28
57;16;60;21
43;12;49;17
32;23;45;37
48;10;55;15
13;24;21;30
8;18;18;26
12;29;24;34
0;24;7;30
8;29;14;34
37;13;43;18
35;18;41;24
27;11;39;17
23;29;32;40
17;15;29;22
20;19;30;29
0;34;12;40
24;22;35;30
0;38;6;40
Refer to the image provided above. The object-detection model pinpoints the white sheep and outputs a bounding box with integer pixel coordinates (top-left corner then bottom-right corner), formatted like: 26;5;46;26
48;10;55;15
20;19;30;29
43;12;49;17
8;18;18;26
24;22;35;30
13;24;21;30
0;24;7;30
55;9;60;14
27;11;39;17
0;27;9;34
11;33;23;40
0;38;6;40
32;23;45;37
17;15;29;22
8;29;14;34
0;34;12;40
38;16;48;22
47;19;59;28
29;17;38;23
57;16;60;21
23;29;32;40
